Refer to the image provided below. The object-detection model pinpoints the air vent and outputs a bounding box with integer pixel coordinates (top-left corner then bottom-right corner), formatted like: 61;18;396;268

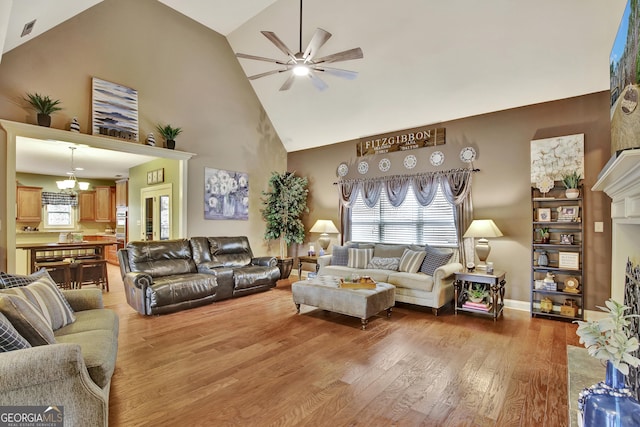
21;19;36;37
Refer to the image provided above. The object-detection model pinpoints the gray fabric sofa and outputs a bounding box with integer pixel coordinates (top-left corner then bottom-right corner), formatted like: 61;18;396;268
119;237;280;315
0;288;118;427
317;242;462;314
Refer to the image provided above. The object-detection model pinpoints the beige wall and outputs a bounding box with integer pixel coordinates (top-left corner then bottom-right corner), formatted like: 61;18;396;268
289;92;612;309
0;0;287;268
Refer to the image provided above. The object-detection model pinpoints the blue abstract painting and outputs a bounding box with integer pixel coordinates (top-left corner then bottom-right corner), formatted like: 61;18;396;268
92;77;139;141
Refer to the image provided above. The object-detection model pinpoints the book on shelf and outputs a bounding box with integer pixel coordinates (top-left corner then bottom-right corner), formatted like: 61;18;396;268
462;301;491;311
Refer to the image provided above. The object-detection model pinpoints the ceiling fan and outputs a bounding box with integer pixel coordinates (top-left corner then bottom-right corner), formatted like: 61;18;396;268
235;0;363;92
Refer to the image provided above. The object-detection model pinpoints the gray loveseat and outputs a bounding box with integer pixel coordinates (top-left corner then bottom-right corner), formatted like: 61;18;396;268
0;288;118;427
119;236;280;315
318;242;462;314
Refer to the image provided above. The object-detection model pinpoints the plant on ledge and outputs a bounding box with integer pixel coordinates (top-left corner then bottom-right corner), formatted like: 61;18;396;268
155;124;182;149
24;92;63;127
561;171;581;189
261;171;309;260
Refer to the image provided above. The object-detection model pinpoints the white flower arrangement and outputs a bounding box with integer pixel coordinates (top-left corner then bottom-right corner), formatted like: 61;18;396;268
575;299;640;375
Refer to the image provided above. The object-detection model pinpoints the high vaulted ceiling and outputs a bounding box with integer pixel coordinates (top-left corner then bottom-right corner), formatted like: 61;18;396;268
1;0;628;158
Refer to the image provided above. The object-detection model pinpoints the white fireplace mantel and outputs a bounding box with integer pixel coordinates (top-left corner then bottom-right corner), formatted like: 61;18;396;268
592;148;640;302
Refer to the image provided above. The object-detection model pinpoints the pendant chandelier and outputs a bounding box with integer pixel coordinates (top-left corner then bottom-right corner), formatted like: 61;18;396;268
56;147;90;191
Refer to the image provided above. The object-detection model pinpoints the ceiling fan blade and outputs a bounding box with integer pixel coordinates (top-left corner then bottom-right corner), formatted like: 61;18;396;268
313;66;358;80
261;31;297;62
248;69;288;80
236;52;287;65
314;47;364;64
303;28;332;62
279;74;296;91
308;70;328;91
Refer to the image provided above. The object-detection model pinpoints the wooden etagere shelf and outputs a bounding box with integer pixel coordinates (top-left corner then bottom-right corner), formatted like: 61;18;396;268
531;183;584;321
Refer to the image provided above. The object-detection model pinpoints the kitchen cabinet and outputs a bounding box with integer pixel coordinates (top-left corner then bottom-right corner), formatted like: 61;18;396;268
16;186;42;222
115;179;128;207
95;186;116;223
85;234;118;265
78;191;96;222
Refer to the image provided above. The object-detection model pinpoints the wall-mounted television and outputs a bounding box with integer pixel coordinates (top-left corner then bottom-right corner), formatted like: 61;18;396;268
610;0;640;153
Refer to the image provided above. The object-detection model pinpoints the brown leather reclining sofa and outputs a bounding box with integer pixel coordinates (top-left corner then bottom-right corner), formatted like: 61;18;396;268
118;236;280;315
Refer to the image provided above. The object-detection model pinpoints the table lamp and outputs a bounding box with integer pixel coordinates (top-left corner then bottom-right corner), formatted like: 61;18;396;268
309;219;340;251
463;219;503;268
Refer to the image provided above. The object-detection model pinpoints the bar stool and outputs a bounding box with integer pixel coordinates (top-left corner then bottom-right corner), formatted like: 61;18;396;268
73;259;109;291
35;261;72;289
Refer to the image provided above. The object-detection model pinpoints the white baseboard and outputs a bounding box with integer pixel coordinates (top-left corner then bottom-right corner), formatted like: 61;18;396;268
504;299;530;312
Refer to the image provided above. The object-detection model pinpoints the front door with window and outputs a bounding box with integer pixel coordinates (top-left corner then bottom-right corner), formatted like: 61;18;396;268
140;184;172;241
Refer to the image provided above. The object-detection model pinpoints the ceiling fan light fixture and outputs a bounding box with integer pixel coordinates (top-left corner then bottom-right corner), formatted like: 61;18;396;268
293;64;309;76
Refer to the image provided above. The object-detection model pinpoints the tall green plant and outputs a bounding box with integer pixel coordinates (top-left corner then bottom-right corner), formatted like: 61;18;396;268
261;171;309;258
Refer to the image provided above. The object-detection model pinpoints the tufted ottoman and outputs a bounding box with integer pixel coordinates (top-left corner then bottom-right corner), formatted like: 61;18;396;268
292;275;395;330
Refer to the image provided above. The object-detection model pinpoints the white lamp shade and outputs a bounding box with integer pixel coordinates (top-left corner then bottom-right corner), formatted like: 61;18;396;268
78;182;90;190
463;220;503;239
309;220;339;234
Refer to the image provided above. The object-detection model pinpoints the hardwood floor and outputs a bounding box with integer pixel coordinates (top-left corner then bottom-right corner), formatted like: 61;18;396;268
103;265;581;426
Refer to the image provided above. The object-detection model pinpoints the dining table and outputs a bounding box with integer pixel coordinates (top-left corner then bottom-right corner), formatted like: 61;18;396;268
16;241;116;274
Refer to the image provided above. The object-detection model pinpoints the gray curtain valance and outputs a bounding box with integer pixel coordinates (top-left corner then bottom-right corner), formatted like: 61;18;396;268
42;192;78;206
337;168;474;207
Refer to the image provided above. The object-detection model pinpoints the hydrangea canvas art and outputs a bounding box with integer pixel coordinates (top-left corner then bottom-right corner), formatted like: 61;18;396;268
204;167;249;220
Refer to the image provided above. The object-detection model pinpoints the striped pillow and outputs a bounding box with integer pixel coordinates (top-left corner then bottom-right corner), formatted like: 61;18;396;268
347;248;374;269
0;311;31;352
0;294;55;346
398;249;427;273
0;275;75;330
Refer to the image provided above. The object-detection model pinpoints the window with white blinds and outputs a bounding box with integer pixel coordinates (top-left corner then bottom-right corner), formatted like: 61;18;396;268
350;183;458;247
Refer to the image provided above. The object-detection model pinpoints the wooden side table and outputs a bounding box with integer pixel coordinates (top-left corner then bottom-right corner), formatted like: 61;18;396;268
454;270;506;320
297;255;319;278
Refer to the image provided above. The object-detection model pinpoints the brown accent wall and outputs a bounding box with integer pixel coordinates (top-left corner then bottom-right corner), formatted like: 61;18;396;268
289;92;612;309
0;0;287;268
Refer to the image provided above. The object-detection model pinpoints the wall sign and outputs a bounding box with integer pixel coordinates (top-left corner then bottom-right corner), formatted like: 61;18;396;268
357;125;446;156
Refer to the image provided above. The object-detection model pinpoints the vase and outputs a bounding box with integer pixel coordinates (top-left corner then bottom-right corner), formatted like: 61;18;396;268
277;257;293;280
538;250;549;267
565;188;580;199
579;360;640;427
166;139;175;149
37;113;51;127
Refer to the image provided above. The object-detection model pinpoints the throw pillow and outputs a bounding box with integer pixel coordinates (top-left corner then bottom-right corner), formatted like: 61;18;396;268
0;294;55;346
0;275;76;330
0;268;52;289
0;311;31;352
331;245;350;266
347;248;374;269
373;244;407;259
420;246;454;275
366;257;400;271
398;249;427;273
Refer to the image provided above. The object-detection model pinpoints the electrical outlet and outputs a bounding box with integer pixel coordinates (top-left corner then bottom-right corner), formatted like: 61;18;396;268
595;221;604;232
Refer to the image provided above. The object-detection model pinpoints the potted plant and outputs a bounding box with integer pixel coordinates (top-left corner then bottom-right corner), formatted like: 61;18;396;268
537;227;550;243
24;92;62;127
155;124;182;149
466;283;488;303
562;171;581;199
575;299;640;426
261;171;309;279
